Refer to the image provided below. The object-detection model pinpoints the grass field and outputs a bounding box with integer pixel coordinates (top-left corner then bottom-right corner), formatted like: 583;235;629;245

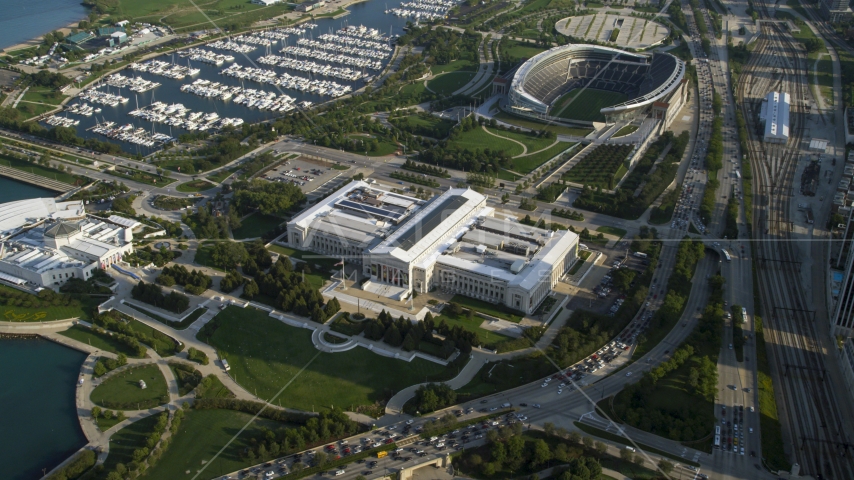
504;43;547;60
449;295;524;322
176;180;215;193
59;325;145;357
0;285;97;321
552;89;628;122
123;318;180;356
431;59;478;74
22;88;66;105
100;414;162;476
432;311;516;350
0;152;89;187
448;127;524;156
207;166;240;183
105;168;176;187
488;128;556;153
138;409;292;480
427;71;477;96
90;364;169;410
392;114;455;139
456;354;556;399
115;0;293;29
612;125;638;137
202;306;458;411
266;244;338;274
596;226;627;238
512;141;574;174
231;212;282;239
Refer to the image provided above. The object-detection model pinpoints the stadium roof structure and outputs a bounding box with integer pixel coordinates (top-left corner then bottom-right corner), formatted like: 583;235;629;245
508;44;684;117
0;198;84;239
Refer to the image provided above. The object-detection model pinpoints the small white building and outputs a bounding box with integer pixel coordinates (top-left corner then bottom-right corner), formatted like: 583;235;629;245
252;0;281;5
115;20;130;27
759;91;790;144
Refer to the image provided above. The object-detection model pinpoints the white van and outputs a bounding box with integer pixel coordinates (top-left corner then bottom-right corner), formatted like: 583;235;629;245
625;446;635;452
335;470;346;476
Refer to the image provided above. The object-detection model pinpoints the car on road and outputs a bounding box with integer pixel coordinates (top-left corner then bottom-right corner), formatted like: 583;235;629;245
626;372;633;377
749;406;755;412
532;404;541;408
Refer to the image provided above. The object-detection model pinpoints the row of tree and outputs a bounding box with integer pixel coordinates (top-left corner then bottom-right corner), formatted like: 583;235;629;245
131;281;191;314
158;264;212;295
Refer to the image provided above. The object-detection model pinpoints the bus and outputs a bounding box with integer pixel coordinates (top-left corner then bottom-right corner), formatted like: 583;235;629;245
714;435;721;448
742;307;748;324
633;252;648;259
722;249;732;262
715;426;721;436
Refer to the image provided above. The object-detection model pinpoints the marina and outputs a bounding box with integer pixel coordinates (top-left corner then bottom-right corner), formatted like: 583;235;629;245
386;0;460;20
104;73;161;93
128;59;201;79
178;48;235;66
44;115;80;127
43;0;411;155
220;64;353;97
128;100;243;131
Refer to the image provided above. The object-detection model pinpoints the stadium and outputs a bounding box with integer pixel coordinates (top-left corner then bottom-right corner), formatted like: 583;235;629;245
504;44;687;127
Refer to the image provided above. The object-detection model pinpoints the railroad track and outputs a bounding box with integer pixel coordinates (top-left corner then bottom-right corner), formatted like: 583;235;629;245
737;9;854;477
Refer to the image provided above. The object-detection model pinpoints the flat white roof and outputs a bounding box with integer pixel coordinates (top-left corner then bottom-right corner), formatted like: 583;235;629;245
371;188;487;264
0;198;84;237
761;91;790;141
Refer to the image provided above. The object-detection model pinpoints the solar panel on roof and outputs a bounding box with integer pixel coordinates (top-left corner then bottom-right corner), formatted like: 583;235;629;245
337;200;404;220
394;195;469;251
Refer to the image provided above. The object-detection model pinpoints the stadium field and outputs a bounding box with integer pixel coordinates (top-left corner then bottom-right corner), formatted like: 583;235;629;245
552;88;628;122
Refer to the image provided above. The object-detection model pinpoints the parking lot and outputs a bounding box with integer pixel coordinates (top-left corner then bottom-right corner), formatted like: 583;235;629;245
260;156;346;194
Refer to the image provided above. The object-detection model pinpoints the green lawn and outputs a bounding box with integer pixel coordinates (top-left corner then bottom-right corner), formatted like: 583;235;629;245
176;180;216;193
195;374;235;399
101;414;163;475
0;152;89;187
267;244;339;271
504;43;547;60
346;134;399;156
448;126;524;156
0;285;97;321
595;226;627;238
95;413;125;431
59;325;145;358
105;168;176;187
138;409;293;480
231;212;283;239
16;101;59;118
488;127;556;153
432;311;515;350
512;142;575;174
612;125;638;138
449;295;525;322
22;88;66;105
493;111;594;137
455;354;556;399
201;306;458;411
552;89;629;123
90;364;169;410
125;303;206;330
206;166;240;183
427;71;478;96
123;317;180;356
431;59;478;74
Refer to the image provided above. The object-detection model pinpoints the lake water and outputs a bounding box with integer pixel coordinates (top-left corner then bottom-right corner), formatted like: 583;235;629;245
0;337;88;480
55;0;411;155
0;176;58;203
0;0;88;51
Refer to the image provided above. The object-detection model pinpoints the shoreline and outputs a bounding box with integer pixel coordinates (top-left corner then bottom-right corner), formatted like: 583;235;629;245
2;16;91;54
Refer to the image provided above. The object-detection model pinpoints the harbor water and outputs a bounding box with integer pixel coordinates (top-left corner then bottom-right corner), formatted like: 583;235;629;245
0;0;88;51
0;337;88;480
58;0;413;155
0;176;58;203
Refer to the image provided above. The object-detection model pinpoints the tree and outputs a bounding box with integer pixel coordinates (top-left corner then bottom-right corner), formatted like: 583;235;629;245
633;454;645;466
91;406;101;419
582;436;594;448
210;242;249;269
657;459;674;474
243;279;259;298
567;431;581;444
620;448;634;461
543;422;555;436
531;439;552;467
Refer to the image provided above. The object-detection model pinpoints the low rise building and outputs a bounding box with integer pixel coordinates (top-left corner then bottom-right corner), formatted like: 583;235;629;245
759;91;790;144
287;180;578;315
0;215;134;289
